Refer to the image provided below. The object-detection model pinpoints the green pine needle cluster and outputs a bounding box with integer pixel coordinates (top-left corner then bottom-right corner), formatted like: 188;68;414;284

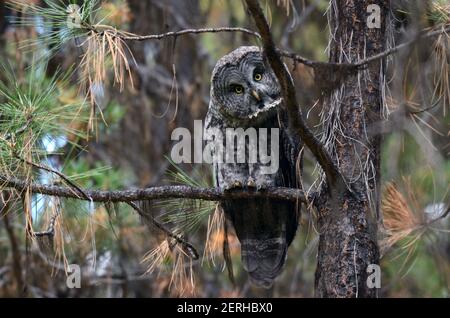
0;61;88;178
155;159;216;235
428;0;450;25
7;0;100;56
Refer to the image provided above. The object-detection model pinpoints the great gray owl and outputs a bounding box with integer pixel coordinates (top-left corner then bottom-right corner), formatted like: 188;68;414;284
204;46;301;288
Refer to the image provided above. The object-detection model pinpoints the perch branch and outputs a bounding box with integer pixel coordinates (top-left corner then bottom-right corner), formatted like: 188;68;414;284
0;175;307;203
0;174;307;261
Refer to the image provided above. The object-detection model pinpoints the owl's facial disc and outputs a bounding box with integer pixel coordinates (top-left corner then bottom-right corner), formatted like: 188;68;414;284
213;51;281;124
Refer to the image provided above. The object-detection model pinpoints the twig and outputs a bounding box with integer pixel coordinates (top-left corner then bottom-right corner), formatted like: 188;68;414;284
97;22;450;70
16;156;91;201
0;174;307;203
278;48;324;67
277;25;450;68
354;25;450;67
33;206;59;238
127;201;199;260
104;27;261;41
245;0;342;187
3;116;33;141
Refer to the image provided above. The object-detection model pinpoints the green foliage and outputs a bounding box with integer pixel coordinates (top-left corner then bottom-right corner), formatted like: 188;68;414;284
0;61;88;177
8;0;100;56
156;159;215;235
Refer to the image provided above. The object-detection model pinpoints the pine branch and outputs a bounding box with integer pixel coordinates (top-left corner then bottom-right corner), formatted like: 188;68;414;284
127;201;199;260
0;174;307;261
0;175;307;203
116;27;261;41
354;25;450;67
15;156;91;201
278;24;450;68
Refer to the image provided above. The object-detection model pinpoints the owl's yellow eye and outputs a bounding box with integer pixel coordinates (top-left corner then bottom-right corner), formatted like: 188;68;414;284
234;85;244;94
254;73;262;81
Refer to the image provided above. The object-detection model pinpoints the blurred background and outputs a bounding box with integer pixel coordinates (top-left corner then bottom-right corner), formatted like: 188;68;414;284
0;0;448;297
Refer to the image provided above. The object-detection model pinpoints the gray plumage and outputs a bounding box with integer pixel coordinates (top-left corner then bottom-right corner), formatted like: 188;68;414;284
204;46;301;288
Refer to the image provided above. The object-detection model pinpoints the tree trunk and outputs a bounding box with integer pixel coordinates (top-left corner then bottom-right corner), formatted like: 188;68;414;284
315;0;389;297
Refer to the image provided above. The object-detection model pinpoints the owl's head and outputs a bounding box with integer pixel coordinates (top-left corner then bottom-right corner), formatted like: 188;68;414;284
211;46;282;125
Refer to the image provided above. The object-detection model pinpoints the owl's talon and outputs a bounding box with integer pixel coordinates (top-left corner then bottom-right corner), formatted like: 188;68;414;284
224;180;243;191
233;180;243;188
247;178;256;188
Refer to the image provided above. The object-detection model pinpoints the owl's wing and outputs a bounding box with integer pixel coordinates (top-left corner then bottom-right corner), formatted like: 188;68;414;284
277;110;303;248
278;111;303;189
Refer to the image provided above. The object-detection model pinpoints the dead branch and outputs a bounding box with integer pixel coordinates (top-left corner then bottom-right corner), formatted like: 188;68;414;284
0;174;306;262
116;27;261;41
354;25;450;67
15;156;91;201
0;174;307;203
127;201;199;260
101;22;450;71
278;24;450;68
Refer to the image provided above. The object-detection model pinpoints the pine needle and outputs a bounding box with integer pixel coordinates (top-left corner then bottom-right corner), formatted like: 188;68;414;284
202;204;225;267
382;181;422;250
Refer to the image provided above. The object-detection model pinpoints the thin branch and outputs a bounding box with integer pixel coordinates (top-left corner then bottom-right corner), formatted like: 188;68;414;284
354;25;450;67
3;116;33;141
102;22;449;70
0;175;307;203
102;26;261;41
245;0;341;187
127;201;199;260
278;48;320;67
16;156;91;201
279;25;450;68
33;212;58;237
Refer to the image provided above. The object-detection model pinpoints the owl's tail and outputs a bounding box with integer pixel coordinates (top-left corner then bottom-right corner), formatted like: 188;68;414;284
224;199;298;288
240;237;288;288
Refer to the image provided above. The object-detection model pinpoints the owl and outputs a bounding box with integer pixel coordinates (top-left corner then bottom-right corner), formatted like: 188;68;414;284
204;46;302;288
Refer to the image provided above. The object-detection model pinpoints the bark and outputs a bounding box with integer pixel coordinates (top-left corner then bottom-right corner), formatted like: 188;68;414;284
314;0;389;297
1;192;24;295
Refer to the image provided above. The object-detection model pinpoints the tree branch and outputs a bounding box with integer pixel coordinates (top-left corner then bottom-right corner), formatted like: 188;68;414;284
115;26;261;41
354;25;450;67
280;24;450;68
127;201;199;260
0;175;307;203
16;156;91;201
244;0;341;187
100;19;449;71
0;174;306;261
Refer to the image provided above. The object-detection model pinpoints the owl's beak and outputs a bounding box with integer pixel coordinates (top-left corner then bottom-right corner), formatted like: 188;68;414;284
251;90;261;101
